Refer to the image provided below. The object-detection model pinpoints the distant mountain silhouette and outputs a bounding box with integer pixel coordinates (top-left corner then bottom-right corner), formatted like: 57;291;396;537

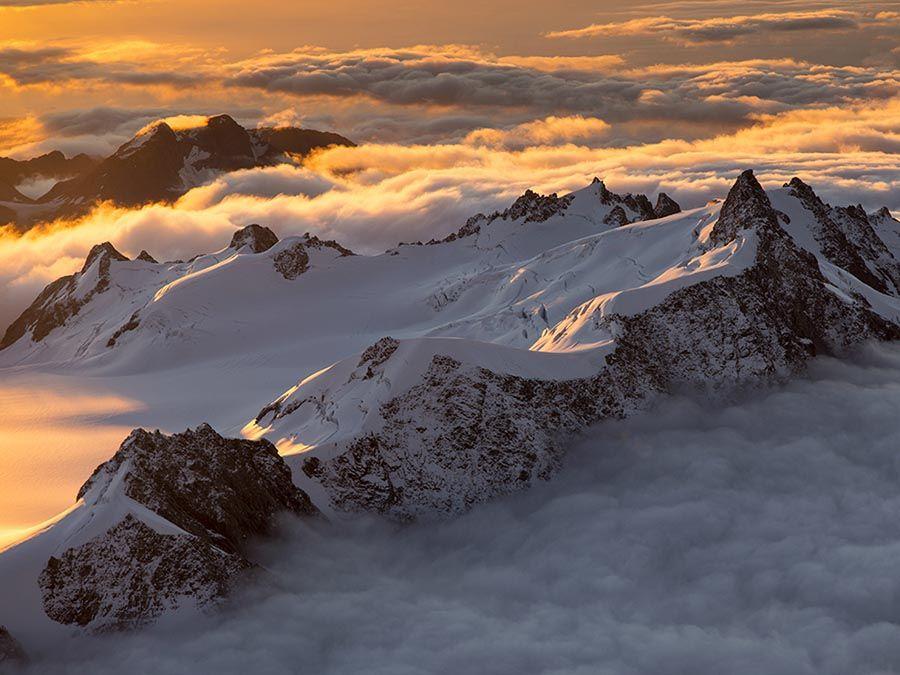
0;115;354;228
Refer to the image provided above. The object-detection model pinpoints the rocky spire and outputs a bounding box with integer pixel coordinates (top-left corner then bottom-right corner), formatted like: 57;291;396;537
873;206;895;221
136;250;158;263
654;192;681;218
229;224;279;253
80;242;129;274
591;176;615;204
710;170;778;246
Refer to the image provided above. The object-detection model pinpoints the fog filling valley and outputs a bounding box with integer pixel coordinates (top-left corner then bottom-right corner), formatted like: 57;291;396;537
18;343;900;675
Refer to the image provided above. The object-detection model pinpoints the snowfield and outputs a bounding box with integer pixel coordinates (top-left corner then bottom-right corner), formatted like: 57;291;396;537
0;171;898;663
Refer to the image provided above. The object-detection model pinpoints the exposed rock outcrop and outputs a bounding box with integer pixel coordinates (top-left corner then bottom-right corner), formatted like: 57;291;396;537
785;177;897;295
37;424;317;632
273;233;354;280
654;192;681;218
39;515;250;632
0;242;128;350
266;171;899;520
22;115;353;227
230;224;279;253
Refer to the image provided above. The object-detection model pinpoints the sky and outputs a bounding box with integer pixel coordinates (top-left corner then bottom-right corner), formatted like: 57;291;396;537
0;0;898;329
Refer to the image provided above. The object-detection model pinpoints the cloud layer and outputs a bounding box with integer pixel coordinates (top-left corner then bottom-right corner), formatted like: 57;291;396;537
546;9;869;43
1;41;897;155
21;342;900;674
1;98;897;334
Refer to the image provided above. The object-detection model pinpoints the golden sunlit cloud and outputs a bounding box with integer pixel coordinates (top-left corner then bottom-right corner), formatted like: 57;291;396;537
2;97;897;336
546;8;897;44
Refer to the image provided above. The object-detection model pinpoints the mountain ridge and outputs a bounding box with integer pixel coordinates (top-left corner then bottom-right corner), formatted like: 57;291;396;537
0;114;354;229
0;169;898;643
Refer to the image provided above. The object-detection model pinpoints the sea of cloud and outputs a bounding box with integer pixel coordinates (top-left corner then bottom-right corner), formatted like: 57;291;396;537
18;342;900;675
1;98;897;334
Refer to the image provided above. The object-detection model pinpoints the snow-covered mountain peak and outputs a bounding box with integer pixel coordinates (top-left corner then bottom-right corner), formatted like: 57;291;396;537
0;423;319;635
80;241;129;274
709;169;779;246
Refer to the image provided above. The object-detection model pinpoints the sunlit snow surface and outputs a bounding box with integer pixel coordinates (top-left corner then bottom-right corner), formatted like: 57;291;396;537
20;343;900;675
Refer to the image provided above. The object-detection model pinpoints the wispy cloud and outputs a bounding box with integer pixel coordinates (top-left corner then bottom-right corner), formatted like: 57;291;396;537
545;9;887;44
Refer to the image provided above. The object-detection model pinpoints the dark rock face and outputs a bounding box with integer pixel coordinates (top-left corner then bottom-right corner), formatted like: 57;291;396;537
254;127;355;156
273;234;354;280
301;354;632;520
136;249;157;263
77;424;317;554
293;171;899;520
39;515;250;632
594;178;670;221
273;241;310;279
654;192;681;218
38;424;318;631
357;336;399;378
832;204;899;295
0;626;26;664
622;193;656;221
710;169;778;245
785;178;897;295
503;189;575;223
429;180;678;246
603;205;629;227
0;150;96;188
432;190;575;244
16;116;353;227
0;242;128;350
81;242;129;273
230;224;279;253
106;311;141;348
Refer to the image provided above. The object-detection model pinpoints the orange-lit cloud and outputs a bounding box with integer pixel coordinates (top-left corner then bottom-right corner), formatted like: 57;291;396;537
545;9;888;44
464;116;612;151
2;97;897;334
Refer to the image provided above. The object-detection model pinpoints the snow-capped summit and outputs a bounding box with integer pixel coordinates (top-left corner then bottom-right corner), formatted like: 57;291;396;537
244;170;898;520
0;423;316;638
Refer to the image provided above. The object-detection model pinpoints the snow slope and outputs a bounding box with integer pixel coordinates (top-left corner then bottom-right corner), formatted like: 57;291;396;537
0;171;898;648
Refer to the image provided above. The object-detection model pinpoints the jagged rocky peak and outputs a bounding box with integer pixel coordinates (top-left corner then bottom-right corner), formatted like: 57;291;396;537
504;189;574;223
230;223;279;253
874;206;895;221
77;423;318;553
591;176;614;203
81;241;129;274
196;114;254;157
1;240;129;350
710;169;778;246
603;205;629;227
136;249;157;263
590;176;678;221
273;232;354;280
39;424;318;632
0;626;26;664
785;177;898;295
654;192;681;218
